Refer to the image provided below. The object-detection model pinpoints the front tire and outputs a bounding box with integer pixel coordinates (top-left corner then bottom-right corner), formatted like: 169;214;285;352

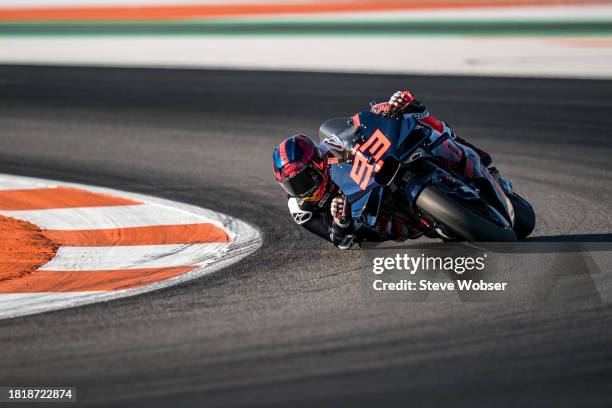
416;186;517;242
508;193;535;239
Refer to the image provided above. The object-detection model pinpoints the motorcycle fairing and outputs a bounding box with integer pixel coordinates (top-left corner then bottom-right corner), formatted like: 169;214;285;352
321;112;426;219
319;110;514;231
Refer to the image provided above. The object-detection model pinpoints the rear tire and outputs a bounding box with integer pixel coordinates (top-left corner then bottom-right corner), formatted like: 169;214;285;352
508;193;535;239
416;185;517;242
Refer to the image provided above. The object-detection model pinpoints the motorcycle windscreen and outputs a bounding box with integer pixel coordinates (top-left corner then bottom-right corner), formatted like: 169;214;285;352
318;117;357;146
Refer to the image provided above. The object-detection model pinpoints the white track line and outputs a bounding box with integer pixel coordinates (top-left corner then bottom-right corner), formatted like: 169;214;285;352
3;203;214;230
231;5;612;21
0;177;55;191
40;243;228;270
0;293;102;316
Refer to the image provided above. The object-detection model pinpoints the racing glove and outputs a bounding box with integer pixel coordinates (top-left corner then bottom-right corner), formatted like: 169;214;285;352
330;195;351;228
386;90;416;118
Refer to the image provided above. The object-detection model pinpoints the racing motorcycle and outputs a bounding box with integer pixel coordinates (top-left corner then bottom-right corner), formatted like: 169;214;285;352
318;110;535;242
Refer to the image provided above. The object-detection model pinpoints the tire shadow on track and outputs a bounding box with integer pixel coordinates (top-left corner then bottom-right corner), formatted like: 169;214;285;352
526;233;612;242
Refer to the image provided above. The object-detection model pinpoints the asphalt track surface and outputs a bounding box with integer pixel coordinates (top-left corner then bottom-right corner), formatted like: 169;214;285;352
1;65;612;407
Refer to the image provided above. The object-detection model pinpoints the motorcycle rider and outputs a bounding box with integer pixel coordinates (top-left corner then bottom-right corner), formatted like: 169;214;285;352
272;90;493;249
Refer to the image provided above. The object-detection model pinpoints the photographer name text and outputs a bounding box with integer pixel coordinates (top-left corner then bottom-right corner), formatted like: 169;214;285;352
371;253;507;292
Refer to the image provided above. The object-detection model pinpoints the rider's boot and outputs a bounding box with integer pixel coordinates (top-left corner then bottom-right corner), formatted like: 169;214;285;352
454;136;511;193
489;166;513;194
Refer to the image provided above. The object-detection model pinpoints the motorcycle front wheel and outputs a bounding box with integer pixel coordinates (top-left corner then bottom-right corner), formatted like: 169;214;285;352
507;192;535;240
416;185;517;242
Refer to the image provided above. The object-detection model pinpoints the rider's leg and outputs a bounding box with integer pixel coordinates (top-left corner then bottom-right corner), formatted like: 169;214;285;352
454;136;492;167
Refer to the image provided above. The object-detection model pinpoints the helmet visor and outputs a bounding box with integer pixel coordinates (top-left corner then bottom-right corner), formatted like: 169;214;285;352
280;164;323;198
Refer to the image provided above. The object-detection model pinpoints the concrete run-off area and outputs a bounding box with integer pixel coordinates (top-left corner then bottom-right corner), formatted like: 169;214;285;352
0;1;611;78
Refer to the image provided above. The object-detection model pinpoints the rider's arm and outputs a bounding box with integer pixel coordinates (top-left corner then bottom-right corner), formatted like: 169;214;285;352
371;90;420;116
288;197;381;249
378;90;493;166
371;90;436;123
287;196;340;243
288;196;357;249
329;196;357;249
328;196;386;248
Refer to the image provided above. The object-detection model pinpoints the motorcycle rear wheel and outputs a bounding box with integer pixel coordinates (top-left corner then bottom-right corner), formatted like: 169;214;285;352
416;185;517;242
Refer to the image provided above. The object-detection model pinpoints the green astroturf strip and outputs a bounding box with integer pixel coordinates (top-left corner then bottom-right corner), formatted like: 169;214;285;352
1;19;612;36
